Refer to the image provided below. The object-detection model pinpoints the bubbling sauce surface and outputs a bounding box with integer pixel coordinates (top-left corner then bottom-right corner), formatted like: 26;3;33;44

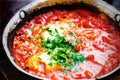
13;9;120;80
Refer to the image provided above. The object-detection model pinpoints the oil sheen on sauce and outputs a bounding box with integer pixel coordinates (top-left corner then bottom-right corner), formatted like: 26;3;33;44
13;9;120;80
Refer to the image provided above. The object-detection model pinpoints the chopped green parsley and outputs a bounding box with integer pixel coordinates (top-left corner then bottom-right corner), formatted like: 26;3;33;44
40;27;85;73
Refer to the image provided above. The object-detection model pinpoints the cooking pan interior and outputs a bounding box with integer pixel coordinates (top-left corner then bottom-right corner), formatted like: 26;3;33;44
7;2;120;79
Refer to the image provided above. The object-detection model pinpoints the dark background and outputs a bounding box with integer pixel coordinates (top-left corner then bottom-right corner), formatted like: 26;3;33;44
0;0;120;80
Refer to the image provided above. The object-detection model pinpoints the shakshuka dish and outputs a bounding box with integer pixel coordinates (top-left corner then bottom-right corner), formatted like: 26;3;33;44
13;8;120;80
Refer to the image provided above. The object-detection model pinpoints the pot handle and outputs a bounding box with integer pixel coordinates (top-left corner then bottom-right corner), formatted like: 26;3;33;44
115;14;120;26
19;10;28;19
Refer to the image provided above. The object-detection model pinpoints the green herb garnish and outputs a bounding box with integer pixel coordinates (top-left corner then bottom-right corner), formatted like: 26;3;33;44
25;66;29;69
40;27;85;73
28;36;34;39
69;32;74;36
69;32;76;38
38;57;42;60
76;40;81;44
73;68;78;73
44;27;52;35
48;62;53;66
44;27;52;32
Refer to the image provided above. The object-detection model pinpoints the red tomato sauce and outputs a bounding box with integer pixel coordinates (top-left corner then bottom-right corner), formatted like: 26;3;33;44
13;9;120;80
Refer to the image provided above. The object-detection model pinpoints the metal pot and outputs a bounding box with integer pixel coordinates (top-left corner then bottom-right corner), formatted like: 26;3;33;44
2;0;120;79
